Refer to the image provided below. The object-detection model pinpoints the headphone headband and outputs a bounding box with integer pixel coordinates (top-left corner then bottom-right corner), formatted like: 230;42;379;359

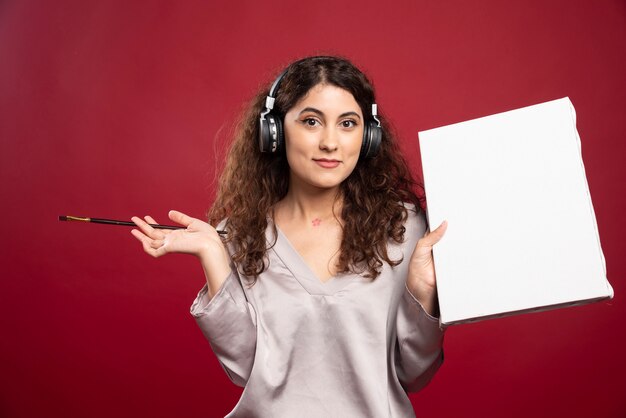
268;69;288;100
261;68;288;117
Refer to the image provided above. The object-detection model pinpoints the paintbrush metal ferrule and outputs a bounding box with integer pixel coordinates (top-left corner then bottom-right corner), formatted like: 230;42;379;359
60;215;91;222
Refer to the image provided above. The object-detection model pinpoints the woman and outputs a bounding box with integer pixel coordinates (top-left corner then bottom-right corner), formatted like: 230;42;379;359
131;56;447;417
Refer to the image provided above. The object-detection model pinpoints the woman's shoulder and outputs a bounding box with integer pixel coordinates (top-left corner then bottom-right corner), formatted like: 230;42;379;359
396;202;428;250
401;202;427;233
216;218;229;232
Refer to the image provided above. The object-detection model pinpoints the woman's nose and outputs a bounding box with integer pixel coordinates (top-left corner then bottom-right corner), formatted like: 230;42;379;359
319;127;338;151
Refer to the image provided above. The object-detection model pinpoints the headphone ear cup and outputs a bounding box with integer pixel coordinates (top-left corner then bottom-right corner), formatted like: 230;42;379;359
259;114;284;153
259;117;271;152
361;121;382;159
274;116;284;153
360;122;371;158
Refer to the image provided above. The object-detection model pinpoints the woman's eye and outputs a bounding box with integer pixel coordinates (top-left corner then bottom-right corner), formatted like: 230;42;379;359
302;118;319;127
341;120;357;128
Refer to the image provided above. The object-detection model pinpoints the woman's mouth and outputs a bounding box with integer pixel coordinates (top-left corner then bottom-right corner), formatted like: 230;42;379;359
313;159;341;168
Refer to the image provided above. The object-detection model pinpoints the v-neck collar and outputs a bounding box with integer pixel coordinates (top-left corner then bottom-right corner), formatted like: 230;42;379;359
268;224;368;296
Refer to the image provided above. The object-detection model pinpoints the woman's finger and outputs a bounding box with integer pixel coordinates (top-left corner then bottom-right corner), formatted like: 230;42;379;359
131;229;162;258
168;210;195;227
130;228;146;242
418;220;448;248
131;216;164;240
143;215;173;236
149;239;164;249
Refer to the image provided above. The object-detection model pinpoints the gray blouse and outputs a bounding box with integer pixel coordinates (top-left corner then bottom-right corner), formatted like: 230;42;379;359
190;208;445;418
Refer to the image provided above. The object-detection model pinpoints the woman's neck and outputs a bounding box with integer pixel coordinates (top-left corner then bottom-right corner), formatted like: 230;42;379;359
276;184;343;226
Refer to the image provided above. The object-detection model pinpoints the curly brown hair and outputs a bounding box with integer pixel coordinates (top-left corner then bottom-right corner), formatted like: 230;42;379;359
208;56;423;280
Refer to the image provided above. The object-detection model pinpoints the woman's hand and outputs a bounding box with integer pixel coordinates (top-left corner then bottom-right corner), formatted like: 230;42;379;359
406;221;448;317
131;210;231;298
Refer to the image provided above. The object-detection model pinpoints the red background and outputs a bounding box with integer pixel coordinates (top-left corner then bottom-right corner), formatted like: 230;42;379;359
1;1;624;417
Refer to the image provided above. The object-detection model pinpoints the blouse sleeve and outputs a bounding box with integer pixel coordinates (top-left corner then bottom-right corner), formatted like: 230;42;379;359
394;205;445;393
395;285;445;392
190;269;257;387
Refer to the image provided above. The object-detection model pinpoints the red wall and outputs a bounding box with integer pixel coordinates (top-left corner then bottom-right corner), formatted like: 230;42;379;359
1;1;624;417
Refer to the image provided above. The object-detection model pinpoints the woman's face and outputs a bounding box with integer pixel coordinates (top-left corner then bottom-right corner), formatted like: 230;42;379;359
283;83;364;192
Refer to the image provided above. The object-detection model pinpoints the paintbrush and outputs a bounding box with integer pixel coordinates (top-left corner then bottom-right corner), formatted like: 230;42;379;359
59;215;226;234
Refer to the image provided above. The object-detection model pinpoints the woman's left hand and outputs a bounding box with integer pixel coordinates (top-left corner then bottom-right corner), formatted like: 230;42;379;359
407;221;448;317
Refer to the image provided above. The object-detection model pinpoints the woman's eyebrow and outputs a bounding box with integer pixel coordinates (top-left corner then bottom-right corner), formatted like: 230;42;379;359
298;107;324;118
298;107;362;120
338;111;361;120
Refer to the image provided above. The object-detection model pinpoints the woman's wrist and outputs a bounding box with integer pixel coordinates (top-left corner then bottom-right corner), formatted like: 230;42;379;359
198;240;232;298
407;281;439;317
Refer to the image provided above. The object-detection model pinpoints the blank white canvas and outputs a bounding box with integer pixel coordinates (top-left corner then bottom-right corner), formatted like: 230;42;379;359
419;97;613;326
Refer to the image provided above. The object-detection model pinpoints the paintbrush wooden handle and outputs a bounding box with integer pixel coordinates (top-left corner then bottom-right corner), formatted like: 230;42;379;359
59;215;226;234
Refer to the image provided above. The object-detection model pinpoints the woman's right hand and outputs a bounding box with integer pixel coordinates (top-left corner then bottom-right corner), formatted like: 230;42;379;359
131;210;231;298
